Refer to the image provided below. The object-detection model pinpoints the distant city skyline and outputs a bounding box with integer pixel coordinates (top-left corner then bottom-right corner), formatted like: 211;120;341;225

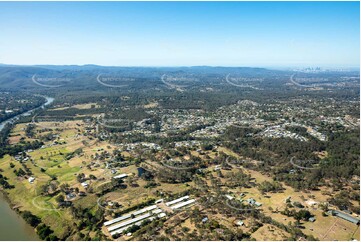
0;1;359;68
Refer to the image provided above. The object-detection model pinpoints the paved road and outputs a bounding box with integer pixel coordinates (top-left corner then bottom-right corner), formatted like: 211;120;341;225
289;74;314;88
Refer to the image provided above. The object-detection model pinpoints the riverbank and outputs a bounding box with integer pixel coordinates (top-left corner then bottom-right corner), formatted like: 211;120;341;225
0;96;54;132
0;192;39;240
0;95;54;240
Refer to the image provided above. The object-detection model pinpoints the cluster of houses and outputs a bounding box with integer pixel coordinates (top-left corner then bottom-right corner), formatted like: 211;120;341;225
318;115;359;130
190;124;224;138
80;172;130;191
286;197;360;225
245;198;262;207
174;140;201;148
14;152;32;163
93;95;354;153
14;155;29;162
225;193;262;207
40;139;62;149
116;142;162;152
305;126;327;141
259;125;308;142
103;195;196;238
160;112;209;133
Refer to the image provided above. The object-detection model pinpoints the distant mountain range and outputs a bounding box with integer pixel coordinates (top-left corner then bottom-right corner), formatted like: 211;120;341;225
0;64;358;92
0;64;283;90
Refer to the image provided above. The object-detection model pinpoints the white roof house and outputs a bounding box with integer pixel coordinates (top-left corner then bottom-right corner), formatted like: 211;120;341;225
28;177;35;183
202;217;209;223
214;165;221;171
104;205;158;226
170;199;196;210
165;196;189;206
113;174;128;179
236;220;244;226
110;212;166;236
107;209;162;232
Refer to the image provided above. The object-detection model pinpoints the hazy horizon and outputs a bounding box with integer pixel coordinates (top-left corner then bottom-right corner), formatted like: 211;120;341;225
0;63;359;70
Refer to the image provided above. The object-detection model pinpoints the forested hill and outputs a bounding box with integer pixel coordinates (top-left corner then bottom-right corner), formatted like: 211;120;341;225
0;64;284;90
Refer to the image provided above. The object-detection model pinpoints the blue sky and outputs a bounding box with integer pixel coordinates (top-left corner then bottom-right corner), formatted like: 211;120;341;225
0;1;359;67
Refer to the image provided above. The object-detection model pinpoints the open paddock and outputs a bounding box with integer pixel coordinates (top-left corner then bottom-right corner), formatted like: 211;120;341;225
251;224;290;240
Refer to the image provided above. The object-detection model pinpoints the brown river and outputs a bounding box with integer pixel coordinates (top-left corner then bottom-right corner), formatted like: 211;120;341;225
0;96;54;240
0;193;39;241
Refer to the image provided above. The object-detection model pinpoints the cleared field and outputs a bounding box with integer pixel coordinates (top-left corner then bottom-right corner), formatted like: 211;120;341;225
0;156;73;238
143;102;158;109
99;164;191;210
0;120;101;238
252;224;290;240
51;103;99;110
302;211;360;241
